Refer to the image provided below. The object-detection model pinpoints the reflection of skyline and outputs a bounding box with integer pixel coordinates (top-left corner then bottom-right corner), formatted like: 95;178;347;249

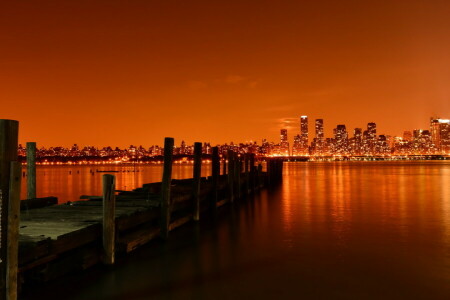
280;162;450;254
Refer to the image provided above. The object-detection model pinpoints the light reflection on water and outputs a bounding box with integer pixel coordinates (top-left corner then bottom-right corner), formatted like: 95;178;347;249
20;164;212;203
24;161;450;299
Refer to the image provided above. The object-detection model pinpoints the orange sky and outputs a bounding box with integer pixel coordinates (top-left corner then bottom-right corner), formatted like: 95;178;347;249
1;0;449;148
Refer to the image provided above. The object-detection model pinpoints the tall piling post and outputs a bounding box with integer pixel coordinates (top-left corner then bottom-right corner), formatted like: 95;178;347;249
102;174;116;265
245;154;250;194
193;142;202;221
235;153;241;199
257;163;263;188
227;150;234;203
160;137;174;239
0;119;19;300
222;153;227;175
249;153;255;193
26;142;36;200
211;147;219;208
6;162;21;300
267;158;272;186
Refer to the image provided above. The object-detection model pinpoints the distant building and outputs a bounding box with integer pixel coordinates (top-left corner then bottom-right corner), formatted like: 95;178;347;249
334;124;348;154
430;118;450;153
297;116;309;155
280;129;290;156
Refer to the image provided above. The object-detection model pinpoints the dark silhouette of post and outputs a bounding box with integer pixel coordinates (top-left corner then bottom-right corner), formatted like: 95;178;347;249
0;119;19;300
244;154;250;194
250;153;256;192
26;142;36;200
7;162;21;300
227;150;234;202
161;137;174;239
222;154;227;175
235;152;241;199
193;142;202;221
211;147;219;208
102;174;116;265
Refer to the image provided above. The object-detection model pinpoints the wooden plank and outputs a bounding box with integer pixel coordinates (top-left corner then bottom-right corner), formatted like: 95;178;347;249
117;225;160;253
26;142;36;200
169;215;192;231
20;197;57;210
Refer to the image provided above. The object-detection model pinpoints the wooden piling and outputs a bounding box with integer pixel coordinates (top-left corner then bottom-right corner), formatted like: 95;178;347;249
6;162;21;300
227;150;234;203
235;153;241;199
0;119;19;300
102;174;116;265
26;142;37;200
160;137;174;239
257;163;263;188
211;147;219;208
249;153;255;192
222;154;227;175
244;154;250;194
192;142;202;221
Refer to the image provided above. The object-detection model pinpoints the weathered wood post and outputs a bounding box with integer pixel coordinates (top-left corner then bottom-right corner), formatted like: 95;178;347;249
244;154;250;194
227;150;234;203
257;163;263;188
102;174;115;265
161;137;174;239
222;153;227;175
192;142;202;221
267;158;273;186
6;162;20;300
235;152;241;199
0;120;19;300
211;147;219;208
26;142;36;200
249;153;255;192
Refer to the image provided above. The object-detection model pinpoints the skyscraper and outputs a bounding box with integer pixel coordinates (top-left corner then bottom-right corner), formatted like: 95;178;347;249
430;118;450;153
280;129;290;156
299;116;309;154
367;122;376;140
315;119;324;139
334;124;348;154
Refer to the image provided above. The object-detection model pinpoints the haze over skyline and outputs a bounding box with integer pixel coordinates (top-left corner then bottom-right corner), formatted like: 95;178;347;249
1;0;449;147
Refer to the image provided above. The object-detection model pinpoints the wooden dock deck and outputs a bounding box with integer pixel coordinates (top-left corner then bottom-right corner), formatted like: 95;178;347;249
17;167;281;293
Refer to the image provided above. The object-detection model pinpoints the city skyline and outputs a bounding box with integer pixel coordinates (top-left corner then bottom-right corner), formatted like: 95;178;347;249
2;1;450;147
18;115;450;159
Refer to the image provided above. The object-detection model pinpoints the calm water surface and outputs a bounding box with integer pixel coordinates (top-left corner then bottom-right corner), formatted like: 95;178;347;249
21;164;213;203
26;161;450;300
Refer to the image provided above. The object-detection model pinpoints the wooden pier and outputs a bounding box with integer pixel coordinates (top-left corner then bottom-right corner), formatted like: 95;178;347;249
0;120;284;299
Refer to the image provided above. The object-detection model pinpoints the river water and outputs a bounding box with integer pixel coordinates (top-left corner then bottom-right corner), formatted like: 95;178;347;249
24;161;450;299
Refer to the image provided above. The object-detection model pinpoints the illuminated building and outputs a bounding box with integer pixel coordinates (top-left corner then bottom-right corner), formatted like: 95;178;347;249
403;131;412;141
430;118;450;153
280;129;290;156
292;134;302;156
334;124;348;154
312;119;325;155
298;116;309;155
315;119;324;139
